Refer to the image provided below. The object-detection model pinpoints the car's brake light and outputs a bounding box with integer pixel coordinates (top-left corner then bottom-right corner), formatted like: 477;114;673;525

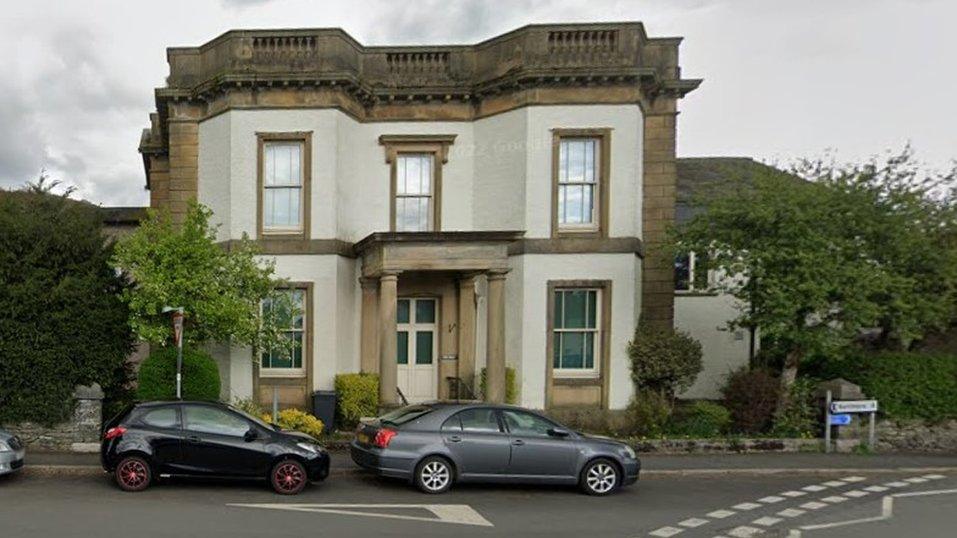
103;426;126;440
373;428;397;448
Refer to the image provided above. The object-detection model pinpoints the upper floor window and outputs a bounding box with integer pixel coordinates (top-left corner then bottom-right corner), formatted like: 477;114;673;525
552;129;610;237
395;153;435;231
675;251;711;292
379;134;456;233
258;132;312;238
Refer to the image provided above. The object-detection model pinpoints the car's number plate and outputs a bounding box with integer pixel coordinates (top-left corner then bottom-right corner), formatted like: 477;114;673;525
357;432;369;444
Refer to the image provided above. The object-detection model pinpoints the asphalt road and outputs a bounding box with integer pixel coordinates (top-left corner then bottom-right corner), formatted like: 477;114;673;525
1;458;956;537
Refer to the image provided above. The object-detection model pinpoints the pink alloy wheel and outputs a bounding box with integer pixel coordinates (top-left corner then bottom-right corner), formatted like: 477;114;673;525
274;462;304;492
119;459;148;489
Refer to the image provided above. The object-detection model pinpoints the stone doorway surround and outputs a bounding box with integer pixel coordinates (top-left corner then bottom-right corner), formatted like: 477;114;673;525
354;231;523;406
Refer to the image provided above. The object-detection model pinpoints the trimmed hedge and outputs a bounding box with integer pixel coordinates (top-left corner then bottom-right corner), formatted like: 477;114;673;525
335;373;378;428
668;401;731;438
806;352;957;421
136;347;221;401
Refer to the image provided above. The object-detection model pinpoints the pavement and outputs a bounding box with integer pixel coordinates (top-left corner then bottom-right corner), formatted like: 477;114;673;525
2;451;956;537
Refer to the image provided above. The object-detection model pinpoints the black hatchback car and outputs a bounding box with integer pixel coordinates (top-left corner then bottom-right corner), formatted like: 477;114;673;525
101;401;329;494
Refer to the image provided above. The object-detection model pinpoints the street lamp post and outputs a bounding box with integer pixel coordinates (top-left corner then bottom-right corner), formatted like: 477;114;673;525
163;306;185;399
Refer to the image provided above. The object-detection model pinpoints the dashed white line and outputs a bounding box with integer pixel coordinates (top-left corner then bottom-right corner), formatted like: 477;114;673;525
841;476;867;483
649;526;684;537
821;496;848;503
780;490;807;498
707;509;736;519
733;502;762;511
678;518;709;528
822;480;846;487
777;508;806;518
904;477;928;484
727;526;764;537
752;516;783;527
843;490;868;498
922;474;946;480
758;495;785;504
799;501;828;510
884;481;908;487
864;485;889;492
801;485;827;492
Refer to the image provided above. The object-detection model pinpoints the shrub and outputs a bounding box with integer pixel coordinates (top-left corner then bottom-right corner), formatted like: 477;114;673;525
545;408;639;438
335;373;379;428
805;352;957;420
0;185;135;425
628;390;672;437
136;347;221;401
721;367;780;434
668;401;732;438
628;321;703;398
232;397;266;417
771;377;817;437
262;408;324;439
479;367;518;404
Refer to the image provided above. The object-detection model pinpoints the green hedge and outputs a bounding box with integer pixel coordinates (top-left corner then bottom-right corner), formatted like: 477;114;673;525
335;373;379;428
806;352;957;420
667;401;731;438
136;347;221;401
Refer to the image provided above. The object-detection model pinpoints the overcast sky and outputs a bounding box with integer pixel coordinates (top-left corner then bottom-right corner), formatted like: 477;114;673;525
0;0;952;206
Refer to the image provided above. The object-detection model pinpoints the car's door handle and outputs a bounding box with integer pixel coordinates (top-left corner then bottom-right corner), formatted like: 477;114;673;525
186;435;201;443
447;435;462;443
511;439;525;446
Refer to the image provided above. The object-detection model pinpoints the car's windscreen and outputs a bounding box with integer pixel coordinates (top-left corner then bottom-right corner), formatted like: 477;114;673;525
229;405;276;430
379;405;433;426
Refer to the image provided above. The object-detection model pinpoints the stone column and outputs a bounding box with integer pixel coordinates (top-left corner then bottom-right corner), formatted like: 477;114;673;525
359;277;379;374
484;270;508;403
378;272;400;405
457;273;478;397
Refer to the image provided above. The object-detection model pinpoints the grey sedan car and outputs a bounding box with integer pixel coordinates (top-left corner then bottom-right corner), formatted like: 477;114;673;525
350;403;639;495
0;428;25;476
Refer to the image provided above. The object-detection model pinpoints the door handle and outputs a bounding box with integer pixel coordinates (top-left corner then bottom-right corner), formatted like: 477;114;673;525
511;439;525;446
186;435;201;443
448;435;462;443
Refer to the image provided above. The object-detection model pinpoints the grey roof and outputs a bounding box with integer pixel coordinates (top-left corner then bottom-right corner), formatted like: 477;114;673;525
676;157;787;225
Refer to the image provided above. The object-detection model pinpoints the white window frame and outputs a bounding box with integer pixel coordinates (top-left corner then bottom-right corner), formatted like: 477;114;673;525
557;137;600;232
262;141;305;235
552;288;601;379
260;288;306;378
394;153;435;232
675;251;713;293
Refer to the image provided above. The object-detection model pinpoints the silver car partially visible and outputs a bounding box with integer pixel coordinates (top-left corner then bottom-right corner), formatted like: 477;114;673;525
0;429;26;476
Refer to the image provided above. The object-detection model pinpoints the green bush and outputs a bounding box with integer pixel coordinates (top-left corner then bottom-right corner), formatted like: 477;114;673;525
721;367;780;434
0;186;135;425
628;390;672;437
545;408;638;438
262;408;324;438
335;373;379;428
136;347;220;401
771;378;817;437
668;401;732;438
805;352;957;420
479;367;517;404
628;321;703;398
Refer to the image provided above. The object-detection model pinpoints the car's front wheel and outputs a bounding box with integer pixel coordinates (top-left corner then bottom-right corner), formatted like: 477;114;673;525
580;458;620;496
114;455;152;492
270;459;308;495
414;456;453;494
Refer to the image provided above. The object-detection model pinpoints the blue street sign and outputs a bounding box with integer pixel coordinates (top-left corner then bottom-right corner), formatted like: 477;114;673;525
829;413;852;426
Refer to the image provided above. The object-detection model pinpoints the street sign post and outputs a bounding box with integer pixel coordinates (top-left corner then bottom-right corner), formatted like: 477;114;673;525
163;307;185;400
824;395;878;452
829;413;852;426
830;400;878;414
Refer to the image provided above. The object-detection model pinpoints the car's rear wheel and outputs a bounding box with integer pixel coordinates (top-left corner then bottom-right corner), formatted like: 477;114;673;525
115;455;152;492
414;456;453;494
580;458;620;496
270;459;308;495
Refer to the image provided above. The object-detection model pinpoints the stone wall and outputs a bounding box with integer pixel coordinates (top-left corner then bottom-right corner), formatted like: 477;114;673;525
4;384;103;453
876;419;957;453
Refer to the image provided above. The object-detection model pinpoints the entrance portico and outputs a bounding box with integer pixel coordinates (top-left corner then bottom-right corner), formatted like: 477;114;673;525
354;231;522;406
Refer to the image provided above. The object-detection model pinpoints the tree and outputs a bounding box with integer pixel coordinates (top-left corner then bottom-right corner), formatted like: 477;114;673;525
627;320;703;400
112;202;295;355
674;148;957;411
0;178;134;424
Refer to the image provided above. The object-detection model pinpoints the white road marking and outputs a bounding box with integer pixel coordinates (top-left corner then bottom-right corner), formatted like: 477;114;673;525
843;490;868;498
904;477;928;483
733;502;762;511
864;485;889;492
922;474;946;480
822;480;846;487
752;516;783;527
758;495;785;504
841;476;866;483
649;526;684;537
727;525;764;537
884;481;908;487
707;509;736;519
821;495;848;503
801;485;826;492
780;490;806;498
226;503;494;527
799;501;827;510
777;508;806;518
678;518;709;528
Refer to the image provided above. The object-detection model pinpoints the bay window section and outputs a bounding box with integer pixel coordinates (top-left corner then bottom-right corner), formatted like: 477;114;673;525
395;153;434;232
558;137;599;229
257;132;311;238
552;288;601;377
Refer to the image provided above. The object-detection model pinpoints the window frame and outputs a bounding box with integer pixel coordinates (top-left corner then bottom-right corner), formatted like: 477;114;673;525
257;132;312;239
551;128;611;238
379;134;456;233
674;251;713;293
259;284;311;379
551;287;602;378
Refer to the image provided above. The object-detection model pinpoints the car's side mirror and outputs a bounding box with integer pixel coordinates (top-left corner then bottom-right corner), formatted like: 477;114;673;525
547;427;570;438
243;428;258;442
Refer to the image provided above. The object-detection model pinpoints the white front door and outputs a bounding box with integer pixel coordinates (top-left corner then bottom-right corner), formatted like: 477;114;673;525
397;298;438;403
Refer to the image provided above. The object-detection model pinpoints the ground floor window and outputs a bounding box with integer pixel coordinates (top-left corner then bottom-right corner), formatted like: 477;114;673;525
260;288;306;376
552;288;601;377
